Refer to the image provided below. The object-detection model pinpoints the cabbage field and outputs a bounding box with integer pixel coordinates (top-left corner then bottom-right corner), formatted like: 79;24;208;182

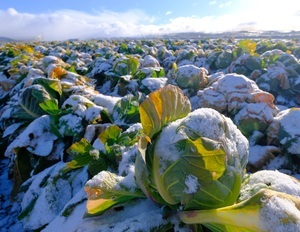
1;37;300;231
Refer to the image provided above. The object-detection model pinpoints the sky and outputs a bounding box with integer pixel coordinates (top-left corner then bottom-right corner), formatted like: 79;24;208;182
0;0;299;41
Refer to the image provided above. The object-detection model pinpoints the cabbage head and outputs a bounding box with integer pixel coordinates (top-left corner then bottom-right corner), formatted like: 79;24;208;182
137;85;249;210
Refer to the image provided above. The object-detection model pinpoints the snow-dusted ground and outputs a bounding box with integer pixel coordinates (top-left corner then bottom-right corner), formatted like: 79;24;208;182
0;158;23;232
0;157;189;232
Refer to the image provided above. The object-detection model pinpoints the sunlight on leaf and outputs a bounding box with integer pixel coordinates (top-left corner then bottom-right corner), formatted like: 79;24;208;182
139;84;191;138
98;125;122;144
84;171;146;217
64;138;95;171
183;137;226;181
39;99;59;115
32;77;63;96
238;40;257;56
49;66;68;79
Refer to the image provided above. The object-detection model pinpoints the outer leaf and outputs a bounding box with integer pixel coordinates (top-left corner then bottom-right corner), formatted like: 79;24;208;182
39;99;60;115
139;85;191;138
32;77;62;97
135;137;166;205
244;56;262;71
98;125;122;144
238;40;257;56
68;138;93;155
19;85;53;119
12;148;33;197
64;138;108;174
179;189;300;232
112;94;140;124
64;138;95;171
84;171;146;217
127;56;140;75
10;54;29;66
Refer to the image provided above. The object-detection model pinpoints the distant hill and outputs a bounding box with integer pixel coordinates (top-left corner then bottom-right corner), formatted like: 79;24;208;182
159;30;300;40
0;37;16;42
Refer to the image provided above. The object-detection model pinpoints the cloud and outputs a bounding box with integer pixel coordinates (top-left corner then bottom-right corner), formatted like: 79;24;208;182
0;8;155;40
209;1;217;5
219;1;232;8
165;11;172;16
0;5;299;41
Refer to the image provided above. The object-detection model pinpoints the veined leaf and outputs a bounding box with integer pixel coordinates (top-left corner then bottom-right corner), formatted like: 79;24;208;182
32;77;62;97
127;56;140;75
64;138;95;171
139;84;191;138
182;137;226;181
98;125;122;144
19;85;53;119
64;138;108;174
112;94;141;124
152;136;227;207
39;99;60;115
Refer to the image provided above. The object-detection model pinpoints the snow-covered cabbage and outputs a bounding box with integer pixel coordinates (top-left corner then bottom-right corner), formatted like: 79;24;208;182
208;50;233;70
137;85;249;210
267;108;300;156
255;50;300;106
172;64;208;90
15;84;55;120
149;108;248;209
141;55;160;68
61;94;103;122
193;73;276;116
234;102;278;137
227;54;263;76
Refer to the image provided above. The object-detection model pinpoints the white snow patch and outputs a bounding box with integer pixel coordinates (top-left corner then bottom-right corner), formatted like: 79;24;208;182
58;114;84;136
50;199;171;232
154;118;186;173
91;93;121;114
117;145;139;190
261;195;300;232
141;77;168;92
239;170;300;202
0;159;24;231
125;123;142;133
2;122;23;138
62;94;95;117
142;55;160;68
270;109;300;154
84;105;104;123
4;115;57;157
92;138;106;152
184;175;199;194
